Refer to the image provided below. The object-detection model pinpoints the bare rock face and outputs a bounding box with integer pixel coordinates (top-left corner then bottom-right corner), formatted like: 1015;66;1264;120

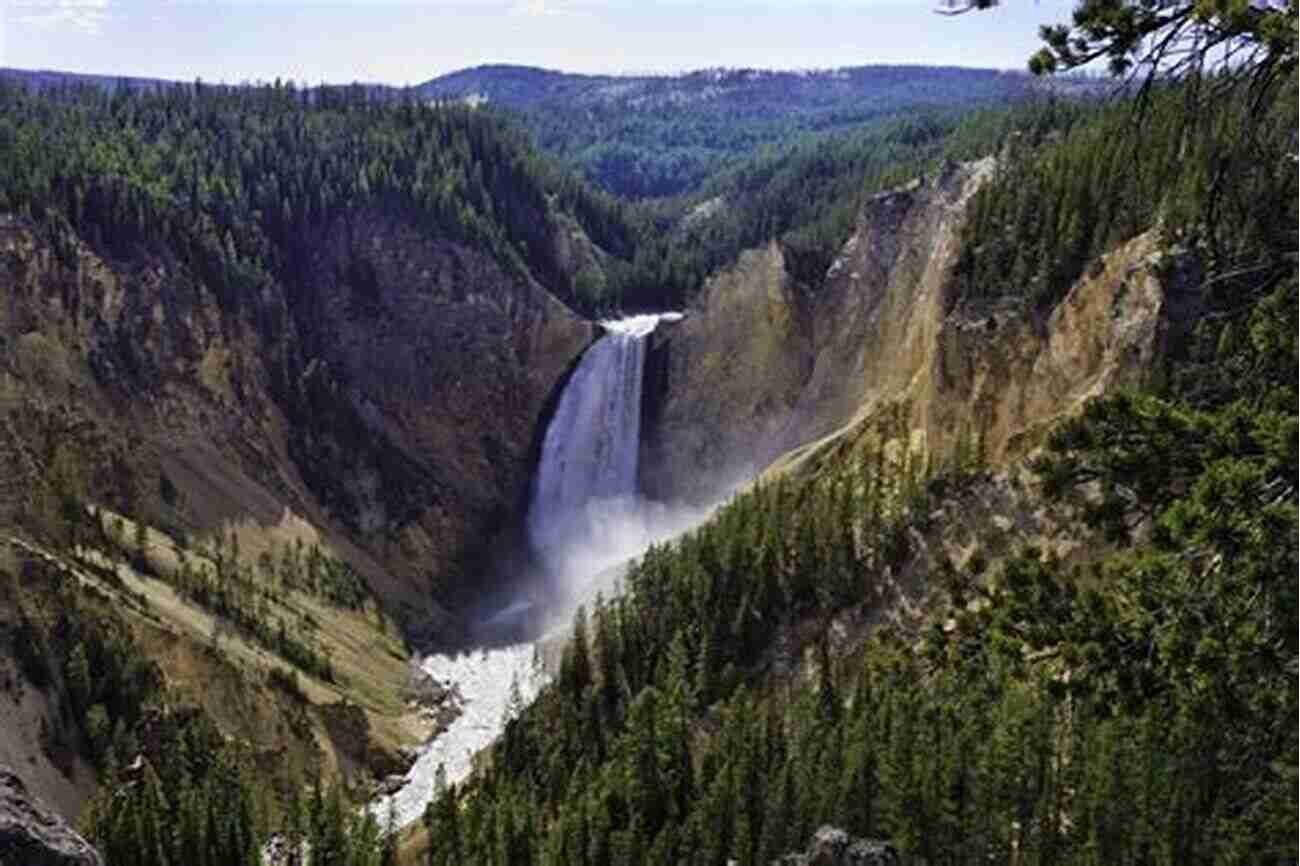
0;766;103;866
296;208;593;606
927;229;1179;462
776;826;898;866
791;162;990;452
642;162;990;503
640;240;812;504
644;158;1185;500
0;209;590;613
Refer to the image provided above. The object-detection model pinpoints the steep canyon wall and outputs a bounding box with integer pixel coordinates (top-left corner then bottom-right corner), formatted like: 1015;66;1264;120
642;159;1193;502
0;209;591;616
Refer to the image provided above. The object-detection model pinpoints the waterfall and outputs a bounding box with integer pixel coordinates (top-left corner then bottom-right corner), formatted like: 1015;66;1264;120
374;312;683;829
527;313;679;581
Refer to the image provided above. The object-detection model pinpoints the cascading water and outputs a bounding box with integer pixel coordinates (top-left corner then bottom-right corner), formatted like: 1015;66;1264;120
528;313;681;591
375;312;683;828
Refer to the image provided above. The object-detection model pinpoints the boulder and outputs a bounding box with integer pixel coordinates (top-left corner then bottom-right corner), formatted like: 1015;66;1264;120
0;766;103;866
376;774;408;798
779;825;899;866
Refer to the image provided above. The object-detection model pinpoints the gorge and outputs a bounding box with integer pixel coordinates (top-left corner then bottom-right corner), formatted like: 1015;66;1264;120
0;48;1292;864
377;311;695;828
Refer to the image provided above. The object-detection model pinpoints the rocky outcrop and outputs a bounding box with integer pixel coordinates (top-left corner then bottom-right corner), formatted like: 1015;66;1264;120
776;826;898;866
644;159;1189;501
640;240;812;503
924;229;1187;462
642;163;987;502
0;766;103;866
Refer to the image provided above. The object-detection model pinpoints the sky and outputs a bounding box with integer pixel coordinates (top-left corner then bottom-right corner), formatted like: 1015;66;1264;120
0;0;1080;85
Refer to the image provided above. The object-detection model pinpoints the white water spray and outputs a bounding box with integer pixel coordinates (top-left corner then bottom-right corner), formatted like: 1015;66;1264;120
375;313;689;828
528;313;685;593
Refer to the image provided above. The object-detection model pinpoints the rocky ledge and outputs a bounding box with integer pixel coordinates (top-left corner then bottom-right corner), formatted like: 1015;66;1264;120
0;766;103;866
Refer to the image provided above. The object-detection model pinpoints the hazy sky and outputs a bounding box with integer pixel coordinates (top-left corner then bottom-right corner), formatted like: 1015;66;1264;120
1;0;1079;85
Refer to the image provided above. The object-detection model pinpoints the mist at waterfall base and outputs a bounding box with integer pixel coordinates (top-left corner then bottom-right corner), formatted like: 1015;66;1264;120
459;492;711;646
526;314;711;619
468;493;713;644
375;313;723;828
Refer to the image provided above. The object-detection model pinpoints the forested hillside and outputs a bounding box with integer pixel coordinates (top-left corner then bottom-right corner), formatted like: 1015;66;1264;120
414;64;1054;198
0;74;1090;866
0;79;643;318
615;96;1097;310
0;79;627;864
418;70;1298;865
0;62;1117;319
955;87;1297;313
0;63;1064;206
5;542;406;866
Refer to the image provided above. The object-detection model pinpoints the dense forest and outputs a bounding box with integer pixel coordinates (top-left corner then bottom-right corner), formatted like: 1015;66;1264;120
425;297;1297;863
616;95;1100;309
0;72;1105;317
414;65;1049;199
0;78;639;319
954;84;1297;312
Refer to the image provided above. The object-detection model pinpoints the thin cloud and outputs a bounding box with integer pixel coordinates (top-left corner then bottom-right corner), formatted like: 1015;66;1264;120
11;0;111;35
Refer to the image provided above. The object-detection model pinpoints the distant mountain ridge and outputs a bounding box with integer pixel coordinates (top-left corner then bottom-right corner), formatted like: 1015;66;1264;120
414;63;1061;197
0;67;176;92
412;62;1035;109
0;66;395;99
2;63;1099;198
0;61;1090;106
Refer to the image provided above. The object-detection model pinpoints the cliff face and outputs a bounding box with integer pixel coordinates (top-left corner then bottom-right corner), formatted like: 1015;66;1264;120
642;159;1189;501
288;209;592;607
640;241;812;503
0;210;590;614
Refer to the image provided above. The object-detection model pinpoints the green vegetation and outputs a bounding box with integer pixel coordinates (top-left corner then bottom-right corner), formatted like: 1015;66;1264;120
954;82;1297;310
3;544;401;866
2;8;1294;863
99;507;378;683
424;409;953;866
1027;0;1297;82
420;287;1297;865
166;538;341;684
4;559;161;774
417;65;1043;199
615;96;1099;310
85;742;396;866
0;387;378;686
0;79;636;318
0;73;1106;320
412;65;1297;866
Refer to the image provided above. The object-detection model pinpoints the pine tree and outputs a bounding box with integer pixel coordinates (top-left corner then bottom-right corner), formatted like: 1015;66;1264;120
65;641;92;715
562;605;594;702
659;632;695;821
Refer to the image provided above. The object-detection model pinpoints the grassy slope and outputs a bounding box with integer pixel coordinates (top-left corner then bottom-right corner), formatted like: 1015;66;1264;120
1;507;425;823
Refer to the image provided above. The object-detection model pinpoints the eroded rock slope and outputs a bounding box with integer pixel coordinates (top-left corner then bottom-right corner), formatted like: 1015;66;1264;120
0;211;589;614
643;159;1193;500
